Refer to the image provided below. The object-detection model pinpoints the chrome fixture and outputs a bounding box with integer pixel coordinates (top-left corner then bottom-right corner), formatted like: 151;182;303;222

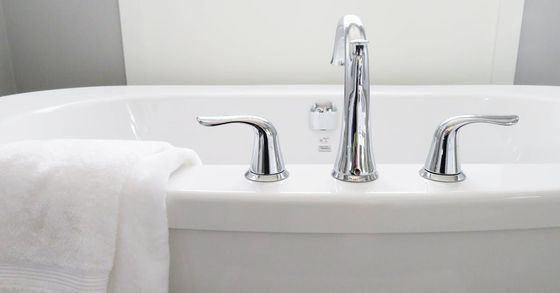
311;101;336;114
330;15;377;182
420;115;519;183
197;115;289;182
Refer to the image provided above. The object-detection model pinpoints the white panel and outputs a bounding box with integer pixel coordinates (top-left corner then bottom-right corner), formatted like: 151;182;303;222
492;0;525;84
119;0;525;85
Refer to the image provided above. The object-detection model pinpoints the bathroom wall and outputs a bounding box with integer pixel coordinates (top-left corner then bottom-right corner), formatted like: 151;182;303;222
0;0;126;93
515;0;560;85
0;0;559;91
0;1;15;96
119;0;524;85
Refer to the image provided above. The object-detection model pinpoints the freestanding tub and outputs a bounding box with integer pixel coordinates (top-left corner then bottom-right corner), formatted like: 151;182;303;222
1;85;560;293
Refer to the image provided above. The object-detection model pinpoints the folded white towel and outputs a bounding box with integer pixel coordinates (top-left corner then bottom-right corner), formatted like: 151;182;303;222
0;140;201;293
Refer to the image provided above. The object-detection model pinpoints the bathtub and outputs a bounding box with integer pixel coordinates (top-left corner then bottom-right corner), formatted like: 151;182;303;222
1;85;560;292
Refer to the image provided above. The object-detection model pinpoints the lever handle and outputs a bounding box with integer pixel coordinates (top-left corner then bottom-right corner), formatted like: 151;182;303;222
420;115;519;182
197;115;288;182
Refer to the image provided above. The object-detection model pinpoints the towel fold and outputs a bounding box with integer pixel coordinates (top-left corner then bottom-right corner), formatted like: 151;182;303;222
0;140;201;293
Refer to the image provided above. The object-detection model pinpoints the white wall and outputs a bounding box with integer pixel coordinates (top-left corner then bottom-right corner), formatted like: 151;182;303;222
1;0;126;93
119;0;525;85
0;1;15;96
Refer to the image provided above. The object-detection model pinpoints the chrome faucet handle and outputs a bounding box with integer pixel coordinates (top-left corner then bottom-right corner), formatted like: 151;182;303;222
197;115;289;182
420;115;519;183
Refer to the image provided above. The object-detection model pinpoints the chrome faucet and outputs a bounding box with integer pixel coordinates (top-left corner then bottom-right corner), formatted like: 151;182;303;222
330;15;378;182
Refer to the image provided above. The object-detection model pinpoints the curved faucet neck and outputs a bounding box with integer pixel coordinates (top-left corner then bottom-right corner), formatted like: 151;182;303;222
331;15;377;183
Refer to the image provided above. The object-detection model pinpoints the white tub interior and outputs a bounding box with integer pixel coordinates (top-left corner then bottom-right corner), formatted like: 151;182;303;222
0;85;557;165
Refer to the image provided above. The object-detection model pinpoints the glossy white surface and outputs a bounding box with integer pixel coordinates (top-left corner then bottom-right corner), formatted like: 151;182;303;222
170;228;560;293
1;85;558;165
1;85;560;292
168;164;560;233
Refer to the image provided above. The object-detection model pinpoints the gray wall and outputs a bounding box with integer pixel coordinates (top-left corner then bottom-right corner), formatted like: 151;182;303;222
0;1;15;95
515;0;560;85
0;0;558;93
0;0;126;94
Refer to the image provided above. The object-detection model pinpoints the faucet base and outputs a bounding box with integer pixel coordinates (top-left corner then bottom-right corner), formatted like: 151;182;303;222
331;169;378;183
245;170;289;182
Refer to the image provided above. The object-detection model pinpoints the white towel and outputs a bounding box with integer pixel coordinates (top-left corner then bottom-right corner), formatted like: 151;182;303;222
0;140;201;293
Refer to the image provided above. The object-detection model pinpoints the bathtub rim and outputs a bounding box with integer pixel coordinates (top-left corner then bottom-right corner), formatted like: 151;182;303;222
2;85;560;121
166;163;560;234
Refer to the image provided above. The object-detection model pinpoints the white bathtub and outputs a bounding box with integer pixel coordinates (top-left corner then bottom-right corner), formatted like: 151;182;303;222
1;85;560;292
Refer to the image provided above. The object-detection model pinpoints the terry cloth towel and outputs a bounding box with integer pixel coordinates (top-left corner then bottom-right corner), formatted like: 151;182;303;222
0;140;201;293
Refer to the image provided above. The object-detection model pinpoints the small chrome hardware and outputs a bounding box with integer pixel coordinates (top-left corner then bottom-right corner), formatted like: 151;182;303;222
311;101;335;113
331;15;378;183
420;115;519;183
197;115;289;182
310;101;337;131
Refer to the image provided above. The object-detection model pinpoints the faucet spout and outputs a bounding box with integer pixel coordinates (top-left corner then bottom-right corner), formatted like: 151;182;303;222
331;15;378;183
331;15;368;66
